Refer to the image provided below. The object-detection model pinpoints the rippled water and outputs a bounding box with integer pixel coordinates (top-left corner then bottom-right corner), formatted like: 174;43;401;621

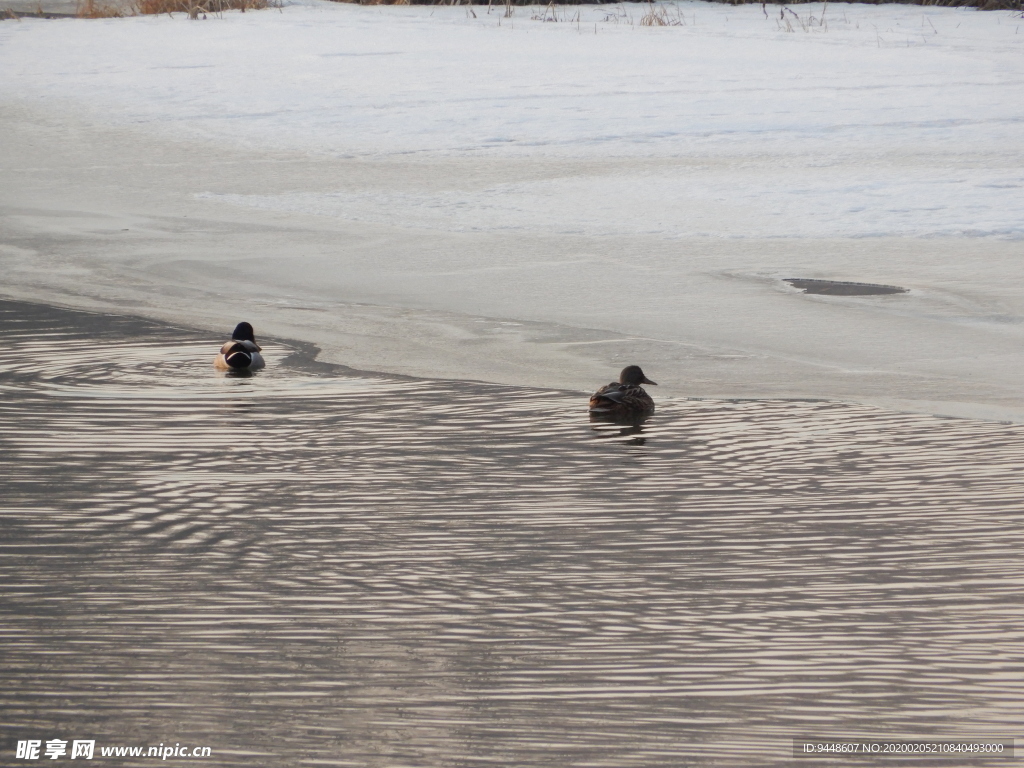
2;299;1023;766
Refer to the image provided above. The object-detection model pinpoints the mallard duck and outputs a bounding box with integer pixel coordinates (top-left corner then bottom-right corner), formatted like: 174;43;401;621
589;365;657;419
214;322;265;371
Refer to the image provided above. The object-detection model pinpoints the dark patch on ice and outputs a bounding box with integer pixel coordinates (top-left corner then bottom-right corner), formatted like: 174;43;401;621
785;278;908;296
318;52;402;57
2;9;75;17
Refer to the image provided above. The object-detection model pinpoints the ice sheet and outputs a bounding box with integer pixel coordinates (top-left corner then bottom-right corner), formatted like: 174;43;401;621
1;1;1022;419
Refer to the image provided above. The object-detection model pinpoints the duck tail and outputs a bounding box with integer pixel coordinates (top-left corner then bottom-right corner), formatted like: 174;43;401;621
224;345;253;369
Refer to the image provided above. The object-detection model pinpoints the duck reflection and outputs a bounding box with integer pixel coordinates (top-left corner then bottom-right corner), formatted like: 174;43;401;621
218;367;255;379
589;412;648;445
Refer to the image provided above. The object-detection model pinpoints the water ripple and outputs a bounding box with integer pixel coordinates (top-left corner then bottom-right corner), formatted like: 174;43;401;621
1;300;1023;766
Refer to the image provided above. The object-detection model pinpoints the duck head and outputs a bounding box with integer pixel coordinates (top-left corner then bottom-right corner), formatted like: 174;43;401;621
619;365;657;386
232;322;256;343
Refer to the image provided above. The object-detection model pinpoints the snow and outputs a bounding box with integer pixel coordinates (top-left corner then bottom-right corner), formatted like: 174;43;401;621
1;1;1023;418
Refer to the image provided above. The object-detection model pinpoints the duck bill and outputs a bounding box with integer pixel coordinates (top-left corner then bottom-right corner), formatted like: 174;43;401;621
642;377;657;385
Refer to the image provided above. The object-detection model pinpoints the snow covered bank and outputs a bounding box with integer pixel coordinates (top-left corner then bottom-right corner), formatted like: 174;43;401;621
1;2;1023;418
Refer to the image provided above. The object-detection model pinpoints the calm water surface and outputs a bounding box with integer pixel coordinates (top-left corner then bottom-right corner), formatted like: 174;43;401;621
1;300;1023;766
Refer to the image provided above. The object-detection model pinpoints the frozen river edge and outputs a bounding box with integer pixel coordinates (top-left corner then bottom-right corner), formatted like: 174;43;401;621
2;2;1023;422
3;99;1024;424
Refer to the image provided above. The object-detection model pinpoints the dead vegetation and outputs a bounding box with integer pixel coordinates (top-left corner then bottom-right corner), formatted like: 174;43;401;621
75;0;127;16
4;0;1015;21
133;0;275;15
528;1;681;25
774;1;828;31
531;0;578;21
64;0;276;17
329;0;1019;8
640;1;683;24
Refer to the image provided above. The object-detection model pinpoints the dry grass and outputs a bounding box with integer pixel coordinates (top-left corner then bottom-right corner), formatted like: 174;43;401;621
775;2;828;31
531;0;579;21
76;0;127;17
73;0;278;16
133;0;276;14
639;1;683;25
56;0;1022;18
330;0;1018;8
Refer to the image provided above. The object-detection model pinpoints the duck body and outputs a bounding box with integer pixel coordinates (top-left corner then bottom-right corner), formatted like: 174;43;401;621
214;322;265;371
589;365;656;419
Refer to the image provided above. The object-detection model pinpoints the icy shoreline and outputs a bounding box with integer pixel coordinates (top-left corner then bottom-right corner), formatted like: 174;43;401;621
2;2;1022;420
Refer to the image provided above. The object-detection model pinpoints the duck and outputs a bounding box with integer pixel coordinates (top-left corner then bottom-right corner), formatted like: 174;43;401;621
214;322;265;371
588;365;657;419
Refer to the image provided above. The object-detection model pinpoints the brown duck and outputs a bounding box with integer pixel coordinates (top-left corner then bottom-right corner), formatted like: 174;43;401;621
588;365;657;419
